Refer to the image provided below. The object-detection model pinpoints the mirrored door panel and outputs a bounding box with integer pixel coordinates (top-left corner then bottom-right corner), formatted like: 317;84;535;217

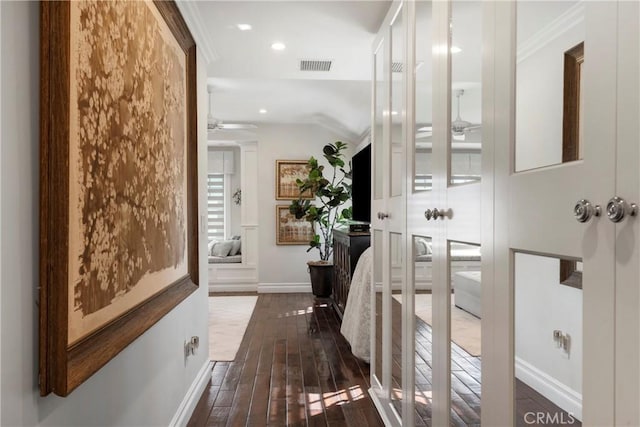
414;0;434;193
413;235;434;425
450;0;482;186
390;232;404;417
449;241;482;426
515;1;584;172
514;252;583;425
390;5;405;198
374;41;385;201
373;229;384;387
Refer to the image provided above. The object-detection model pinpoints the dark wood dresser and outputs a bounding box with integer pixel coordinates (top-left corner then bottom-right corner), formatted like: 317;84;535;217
332;228;371;319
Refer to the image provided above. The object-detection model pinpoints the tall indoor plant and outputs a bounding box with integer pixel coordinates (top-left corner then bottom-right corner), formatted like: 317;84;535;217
289;141;352;296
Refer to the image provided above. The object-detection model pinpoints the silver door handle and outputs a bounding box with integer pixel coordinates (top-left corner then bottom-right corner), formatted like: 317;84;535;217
424;208;445;220
377;212;389;220
606;196;637;223
574;199;600;223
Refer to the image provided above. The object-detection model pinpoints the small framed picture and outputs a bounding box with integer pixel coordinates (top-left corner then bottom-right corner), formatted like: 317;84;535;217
276;205;314;245
275;160;314;200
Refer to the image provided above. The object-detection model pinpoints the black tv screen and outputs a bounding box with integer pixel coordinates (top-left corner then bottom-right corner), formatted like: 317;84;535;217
351;144;371;223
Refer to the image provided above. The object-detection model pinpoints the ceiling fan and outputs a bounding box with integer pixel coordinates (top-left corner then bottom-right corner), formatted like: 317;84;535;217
451;89;480;136
207;86;256;132
415;89;481;141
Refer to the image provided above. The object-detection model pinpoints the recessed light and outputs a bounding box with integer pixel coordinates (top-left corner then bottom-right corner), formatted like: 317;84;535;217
237;24;252;31
271;42;286;51
259;109;267;114
451;46;462;54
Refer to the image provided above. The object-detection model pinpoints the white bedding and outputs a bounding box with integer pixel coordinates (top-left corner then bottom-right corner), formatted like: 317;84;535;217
340;247;372;363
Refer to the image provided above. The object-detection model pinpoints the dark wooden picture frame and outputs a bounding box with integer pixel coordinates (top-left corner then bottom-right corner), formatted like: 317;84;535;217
275;205;314;245
275;160;314;200
40;1;198;396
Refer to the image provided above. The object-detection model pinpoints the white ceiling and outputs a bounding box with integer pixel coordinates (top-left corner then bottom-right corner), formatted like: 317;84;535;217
188;1;391;140
184;0;580;142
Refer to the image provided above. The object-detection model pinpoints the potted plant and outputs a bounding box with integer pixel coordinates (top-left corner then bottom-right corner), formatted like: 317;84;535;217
289;141;352;297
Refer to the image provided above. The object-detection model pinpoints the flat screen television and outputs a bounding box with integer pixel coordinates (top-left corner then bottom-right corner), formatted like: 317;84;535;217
351;144;371;223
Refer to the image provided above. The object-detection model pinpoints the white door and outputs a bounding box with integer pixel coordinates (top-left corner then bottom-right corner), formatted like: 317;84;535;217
370;1;408;424
408;1;485;425
488;1;640;425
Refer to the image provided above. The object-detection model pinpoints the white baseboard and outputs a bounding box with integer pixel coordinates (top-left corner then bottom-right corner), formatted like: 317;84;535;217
208;283;257;293
258;282;312;293
515;357;582;421
169;360;213;427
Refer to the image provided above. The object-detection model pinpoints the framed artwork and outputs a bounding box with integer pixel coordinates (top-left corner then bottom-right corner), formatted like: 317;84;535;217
275;160;314;200
39;0;198;396
276;205;315;245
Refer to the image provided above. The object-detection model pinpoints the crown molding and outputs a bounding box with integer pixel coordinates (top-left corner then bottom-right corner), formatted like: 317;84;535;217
176;0;219;65
517;2;585;64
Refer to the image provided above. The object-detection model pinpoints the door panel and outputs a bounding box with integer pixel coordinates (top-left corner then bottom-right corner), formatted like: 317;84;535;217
370;3;407;425
514;252;583;422
375;1;637;426
614;1;640;424
449;241;482;426
489;1;623;425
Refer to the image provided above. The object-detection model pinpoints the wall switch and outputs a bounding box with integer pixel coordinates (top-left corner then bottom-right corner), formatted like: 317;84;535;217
184;336;200;359
190;336;200;354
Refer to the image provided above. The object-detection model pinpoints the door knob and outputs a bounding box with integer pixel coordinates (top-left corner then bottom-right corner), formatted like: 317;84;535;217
573;199;600;223
377;212;389;220
606;196;637;223
424;208;448;220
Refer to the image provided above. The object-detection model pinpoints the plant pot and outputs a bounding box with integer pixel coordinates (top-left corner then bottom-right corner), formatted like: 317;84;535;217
307;261;334;297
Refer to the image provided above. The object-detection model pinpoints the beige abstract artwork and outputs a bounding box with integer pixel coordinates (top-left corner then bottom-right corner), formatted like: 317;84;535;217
68;0;188;344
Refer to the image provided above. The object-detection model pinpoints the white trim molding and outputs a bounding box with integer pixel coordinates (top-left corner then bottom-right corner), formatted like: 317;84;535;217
515;357;582;421
258;282;312;293
169;360;213;427
175;1;218;65
517;2;585;63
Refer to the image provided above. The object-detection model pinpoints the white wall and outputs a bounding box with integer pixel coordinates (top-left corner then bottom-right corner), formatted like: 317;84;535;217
515;19;584;171
0;2;209;425
255;124;354;290
515;254;583;417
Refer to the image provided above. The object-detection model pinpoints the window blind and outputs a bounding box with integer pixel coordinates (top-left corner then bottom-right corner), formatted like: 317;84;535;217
207;173;225;242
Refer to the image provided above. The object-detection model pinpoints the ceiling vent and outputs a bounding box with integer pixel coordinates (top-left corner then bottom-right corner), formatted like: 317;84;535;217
392;62;403;73
299;59;332;72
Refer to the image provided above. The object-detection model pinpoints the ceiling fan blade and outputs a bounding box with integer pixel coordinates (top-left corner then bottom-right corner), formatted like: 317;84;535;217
465;124;481;131
415;131;432;139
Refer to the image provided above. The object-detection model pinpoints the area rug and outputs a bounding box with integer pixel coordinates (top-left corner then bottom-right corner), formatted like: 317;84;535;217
209;296;258;361
393;293;481;356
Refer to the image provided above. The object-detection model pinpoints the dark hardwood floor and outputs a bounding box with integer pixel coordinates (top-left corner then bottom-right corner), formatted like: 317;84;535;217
188;293;384;427
192;293;579;426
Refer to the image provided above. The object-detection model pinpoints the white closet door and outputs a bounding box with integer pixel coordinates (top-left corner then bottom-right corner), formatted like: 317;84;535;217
409;1;484;425
370;1;408;424
614;1;640;424
489;1;637;425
